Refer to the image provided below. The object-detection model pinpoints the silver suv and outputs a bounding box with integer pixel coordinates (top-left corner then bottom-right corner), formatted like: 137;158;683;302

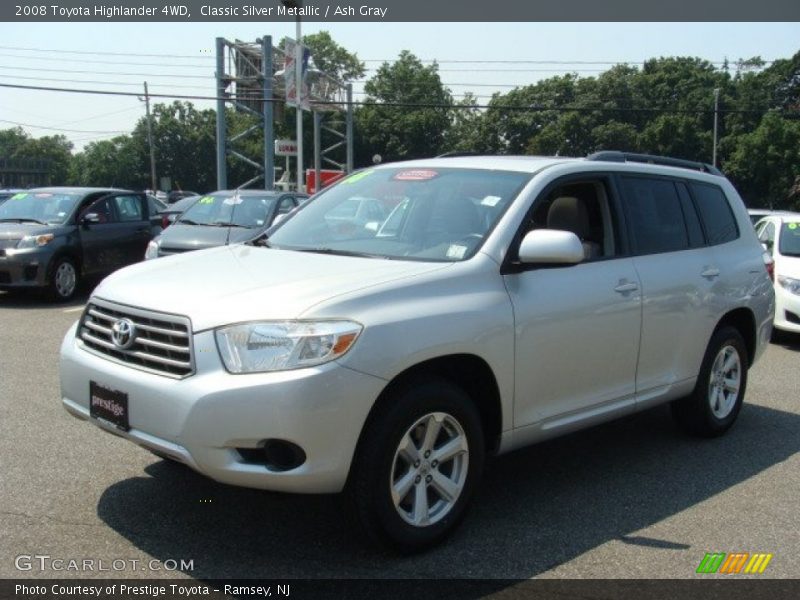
60;152;774;551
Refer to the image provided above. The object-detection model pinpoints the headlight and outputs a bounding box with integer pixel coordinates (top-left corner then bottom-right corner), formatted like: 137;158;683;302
17;233;54;249
777;275;800;295
215;320;363;373
144;240;160;260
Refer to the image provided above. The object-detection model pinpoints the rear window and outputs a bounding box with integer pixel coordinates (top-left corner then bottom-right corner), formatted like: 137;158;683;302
690;183;739;245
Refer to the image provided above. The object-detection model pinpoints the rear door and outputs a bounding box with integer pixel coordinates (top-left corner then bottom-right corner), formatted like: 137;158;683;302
617;175;717;407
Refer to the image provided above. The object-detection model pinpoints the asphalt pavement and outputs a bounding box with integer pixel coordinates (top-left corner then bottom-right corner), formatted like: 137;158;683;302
1;287;798;583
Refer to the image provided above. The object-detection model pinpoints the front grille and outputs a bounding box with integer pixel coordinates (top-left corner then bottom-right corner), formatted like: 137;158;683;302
0;271;10;284
79;300;194;378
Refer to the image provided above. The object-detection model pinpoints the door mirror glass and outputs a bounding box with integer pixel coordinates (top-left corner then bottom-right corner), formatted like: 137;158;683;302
82;212;101;224
519;229;584;265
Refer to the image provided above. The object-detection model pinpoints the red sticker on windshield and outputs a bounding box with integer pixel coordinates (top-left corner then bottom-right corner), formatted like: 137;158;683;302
393;169;439;181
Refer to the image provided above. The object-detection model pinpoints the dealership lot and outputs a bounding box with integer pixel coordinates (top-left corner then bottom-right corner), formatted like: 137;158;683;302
1;288;798;580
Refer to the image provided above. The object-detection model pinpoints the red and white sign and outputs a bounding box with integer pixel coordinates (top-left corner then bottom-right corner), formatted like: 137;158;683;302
275;139;298;156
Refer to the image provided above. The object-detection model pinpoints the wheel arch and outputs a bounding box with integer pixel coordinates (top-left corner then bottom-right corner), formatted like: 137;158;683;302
715;308;757;366
349;354;503;479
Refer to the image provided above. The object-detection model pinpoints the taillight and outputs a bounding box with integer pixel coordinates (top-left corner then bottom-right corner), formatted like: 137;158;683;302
161;215;170;230
762;250;774;282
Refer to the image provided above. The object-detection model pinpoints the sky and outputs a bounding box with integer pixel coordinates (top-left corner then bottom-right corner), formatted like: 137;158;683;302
0;22;798;151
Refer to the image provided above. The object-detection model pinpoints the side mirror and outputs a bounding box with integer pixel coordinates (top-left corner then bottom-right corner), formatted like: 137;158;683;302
518;229;584;265
81;213;101;225
272;213;287;226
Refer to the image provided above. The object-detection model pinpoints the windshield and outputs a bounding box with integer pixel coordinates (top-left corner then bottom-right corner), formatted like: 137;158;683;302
267;167;530;261
779;222;800;257
0;191;82;225
179;192;277;228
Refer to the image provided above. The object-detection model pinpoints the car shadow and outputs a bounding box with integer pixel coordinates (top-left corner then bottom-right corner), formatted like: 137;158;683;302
770;330;800;352
0;277;101;309
96;403;800;580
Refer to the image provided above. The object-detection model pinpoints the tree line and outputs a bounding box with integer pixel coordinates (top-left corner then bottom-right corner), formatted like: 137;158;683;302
2;33;798;210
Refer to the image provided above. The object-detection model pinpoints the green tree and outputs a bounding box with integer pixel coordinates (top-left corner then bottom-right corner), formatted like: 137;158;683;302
69;135;141;188
724;111;800;209
0;127;73;185
355;51;453;164
301;31;365;81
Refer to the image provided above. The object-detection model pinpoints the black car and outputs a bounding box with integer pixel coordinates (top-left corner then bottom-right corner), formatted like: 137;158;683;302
145;190;306;259
167;190;198;204
0;187;156;301
156;194;201;229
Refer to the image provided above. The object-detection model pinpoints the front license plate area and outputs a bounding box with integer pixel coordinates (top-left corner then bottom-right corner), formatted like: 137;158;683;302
89;381;130;432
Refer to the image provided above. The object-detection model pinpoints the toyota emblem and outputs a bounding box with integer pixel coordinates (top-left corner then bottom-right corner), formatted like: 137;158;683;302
111;318;137;349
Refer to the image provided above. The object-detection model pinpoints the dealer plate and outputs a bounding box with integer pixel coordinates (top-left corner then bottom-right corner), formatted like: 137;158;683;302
89;381;130;432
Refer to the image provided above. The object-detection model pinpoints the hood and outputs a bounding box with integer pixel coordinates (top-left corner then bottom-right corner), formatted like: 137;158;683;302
157;223;258;252
94;244;451;331
0;222;66;241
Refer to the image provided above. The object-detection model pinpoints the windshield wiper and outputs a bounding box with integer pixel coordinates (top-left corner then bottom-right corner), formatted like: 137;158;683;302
0;218;48;225
176;218;200;225
295;247;384;259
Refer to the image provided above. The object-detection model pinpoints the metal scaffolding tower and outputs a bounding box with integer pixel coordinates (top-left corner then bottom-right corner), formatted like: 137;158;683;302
215;36;353;192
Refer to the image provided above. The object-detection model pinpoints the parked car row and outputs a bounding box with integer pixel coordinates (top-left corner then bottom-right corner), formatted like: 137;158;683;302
0;187;304;301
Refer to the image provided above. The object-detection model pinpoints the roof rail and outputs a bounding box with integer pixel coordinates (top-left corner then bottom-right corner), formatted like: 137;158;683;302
586;151;723;176
435;151;481;158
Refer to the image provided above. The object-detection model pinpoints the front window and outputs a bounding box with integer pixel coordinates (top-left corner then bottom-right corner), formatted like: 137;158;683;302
179;192;277;228
266;167;530;261
0;191;82;225
779;223;800;257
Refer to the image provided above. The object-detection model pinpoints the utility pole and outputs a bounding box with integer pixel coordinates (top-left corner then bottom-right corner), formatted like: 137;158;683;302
712;87;720;168
143;82;157;192
295;8;304;192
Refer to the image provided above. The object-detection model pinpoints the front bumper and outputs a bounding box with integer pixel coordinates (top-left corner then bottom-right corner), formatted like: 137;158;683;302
60;323;387;493
0;247;51;289
774;285;800;333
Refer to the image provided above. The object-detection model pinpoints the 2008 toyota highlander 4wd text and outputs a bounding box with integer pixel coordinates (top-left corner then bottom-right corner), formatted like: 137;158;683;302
60;152;774;551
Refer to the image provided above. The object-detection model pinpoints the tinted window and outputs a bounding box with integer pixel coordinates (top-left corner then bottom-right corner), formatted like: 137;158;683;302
621;177;689;255
676;183;705;248
112;195;145;222
690;183;739;245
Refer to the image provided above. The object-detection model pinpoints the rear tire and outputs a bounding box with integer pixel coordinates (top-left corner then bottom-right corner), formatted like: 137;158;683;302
346;378;485;552
672;326;748;437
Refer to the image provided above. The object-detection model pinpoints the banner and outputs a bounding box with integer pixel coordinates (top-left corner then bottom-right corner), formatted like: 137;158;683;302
284;39;311;111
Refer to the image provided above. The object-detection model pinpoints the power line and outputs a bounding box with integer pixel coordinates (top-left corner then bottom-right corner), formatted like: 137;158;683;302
4;73;214;90
0;45;216;60
0;45;780;67
0;118;128;134
0;52;212;69
0;65;212;80
0;81;791;116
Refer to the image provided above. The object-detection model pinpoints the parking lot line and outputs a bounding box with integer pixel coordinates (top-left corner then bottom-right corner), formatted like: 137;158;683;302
63;306;85;313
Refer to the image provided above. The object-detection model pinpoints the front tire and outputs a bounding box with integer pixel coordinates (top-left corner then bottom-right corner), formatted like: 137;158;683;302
672;326;748;437
347;378;485;552
47;257;79;302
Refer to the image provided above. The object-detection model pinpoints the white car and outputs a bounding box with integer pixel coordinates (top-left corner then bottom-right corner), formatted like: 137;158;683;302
60;152;773;551
756;213;800;333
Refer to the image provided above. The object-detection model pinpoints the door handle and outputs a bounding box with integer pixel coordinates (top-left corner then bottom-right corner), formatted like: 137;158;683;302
614;282;639;294
701;267;720;279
